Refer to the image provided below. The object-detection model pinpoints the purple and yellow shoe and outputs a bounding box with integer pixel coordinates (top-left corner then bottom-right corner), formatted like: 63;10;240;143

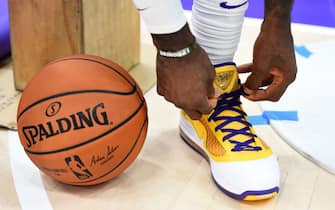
179;63;280;201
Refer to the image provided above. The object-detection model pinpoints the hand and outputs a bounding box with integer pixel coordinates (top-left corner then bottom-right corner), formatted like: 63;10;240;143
156;46;217;120
152;24;217;119
239;13;297;101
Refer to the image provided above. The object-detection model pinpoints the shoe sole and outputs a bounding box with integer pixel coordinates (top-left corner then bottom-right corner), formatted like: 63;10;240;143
179;126;279;201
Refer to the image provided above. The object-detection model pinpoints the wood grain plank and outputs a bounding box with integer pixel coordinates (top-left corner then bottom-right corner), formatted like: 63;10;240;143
9;0;82;90
82;0;140;70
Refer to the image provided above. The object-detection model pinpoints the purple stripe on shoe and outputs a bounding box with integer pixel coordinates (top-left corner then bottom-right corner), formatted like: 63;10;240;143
212;177;279;200
180;134;209;161
180;133;279;200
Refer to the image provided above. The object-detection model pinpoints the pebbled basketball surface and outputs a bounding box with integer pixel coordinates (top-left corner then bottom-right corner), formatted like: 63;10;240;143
17;55;148;185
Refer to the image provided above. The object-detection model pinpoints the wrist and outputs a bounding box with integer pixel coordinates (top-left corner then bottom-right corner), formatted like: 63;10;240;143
261;17;292;34
263;0;294;29
151;23;195;51
158;41;199;58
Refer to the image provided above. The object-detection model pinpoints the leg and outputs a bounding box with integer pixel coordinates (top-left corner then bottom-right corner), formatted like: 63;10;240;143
191;0;248;65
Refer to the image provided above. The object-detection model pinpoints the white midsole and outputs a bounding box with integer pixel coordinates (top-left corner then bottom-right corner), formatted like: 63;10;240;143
179;116;204;151
179;116;280;195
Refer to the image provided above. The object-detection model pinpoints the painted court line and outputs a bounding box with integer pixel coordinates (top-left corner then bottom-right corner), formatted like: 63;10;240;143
8;131;53;210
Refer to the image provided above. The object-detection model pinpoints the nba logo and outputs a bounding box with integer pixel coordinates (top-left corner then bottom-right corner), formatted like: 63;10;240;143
65;155;93;180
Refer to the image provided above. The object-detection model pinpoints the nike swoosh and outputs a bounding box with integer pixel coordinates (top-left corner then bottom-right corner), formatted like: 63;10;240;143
220;1;248;9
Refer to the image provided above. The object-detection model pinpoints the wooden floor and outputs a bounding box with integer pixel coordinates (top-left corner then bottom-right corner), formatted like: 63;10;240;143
1;17;335;210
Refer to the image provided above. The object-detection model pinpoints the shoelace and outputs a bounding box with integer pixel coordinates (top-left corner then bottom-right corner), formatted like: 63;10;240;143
208;88;262;152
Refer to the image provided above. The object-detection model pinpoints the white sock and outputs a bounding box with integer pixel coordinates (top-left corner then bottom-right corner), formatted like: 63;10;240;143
191;0;248;65
133;0;187;34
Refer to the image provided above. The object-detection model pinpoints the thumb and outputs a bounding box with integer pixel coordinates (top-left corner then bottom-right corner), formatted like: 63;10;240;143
208;88;220;109
237;63;252;74
207;79;215;98
244;72;264;92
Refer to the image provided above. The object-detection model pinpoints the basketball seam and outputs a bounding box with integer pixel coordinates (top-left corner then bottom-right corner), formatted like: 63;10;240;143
24;98;146;155
53;57;145;102
17;87;137;120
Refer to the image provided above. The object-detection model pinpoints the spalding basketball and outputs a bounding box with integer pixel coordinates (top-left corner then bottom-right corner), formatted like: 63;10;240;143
17;55;148;186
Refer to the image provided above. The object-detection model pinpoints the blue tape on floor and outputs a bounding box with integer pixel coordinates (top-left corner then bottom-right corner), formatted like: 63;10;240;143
248;115;270;125
249;111;299;125
295;45;313;58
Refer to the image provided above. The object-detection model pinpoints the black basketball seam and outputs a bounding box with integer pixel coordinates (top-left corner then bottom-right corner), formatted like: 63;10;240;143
69;117;148;184
24;98;145;155
50;57;145;102
17;87;137;120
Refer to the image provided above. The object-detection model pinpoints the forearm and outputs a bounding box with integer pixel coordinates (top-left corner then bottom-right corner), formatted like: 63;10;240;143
151;24;194;51
263;0;294;30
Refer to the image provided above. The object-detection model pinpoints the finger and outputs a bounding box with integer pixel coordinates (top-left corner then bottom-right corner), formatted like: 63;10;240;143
156;85;164;96
208;97;218;110
184;109;202;120
196;96;217;114
245;84;287;101
236;63;253;74
211;88;221;99
206;66;216;97
243;73;274;95
261;76;274;87
207;80;215;98
242;72;263;97
197;81;218;114
245;69;286;101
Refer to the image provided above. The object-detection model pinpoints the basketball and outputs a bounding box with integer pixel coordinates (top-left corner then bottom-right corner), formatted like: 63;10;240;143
16;55;148;186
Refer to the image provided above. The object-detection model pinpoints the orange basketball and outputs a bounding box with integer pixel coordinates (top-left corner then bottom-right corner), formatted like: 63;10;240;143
17;55;148;186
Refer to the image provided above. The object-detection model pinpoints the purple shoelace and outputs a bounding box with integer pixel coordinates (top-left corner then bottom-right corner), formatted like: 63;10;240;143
208;88;262;152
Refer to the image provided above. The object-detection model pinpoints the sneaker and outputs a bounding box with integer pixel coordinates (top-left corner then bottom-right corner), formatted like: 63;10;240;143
179;63;280;201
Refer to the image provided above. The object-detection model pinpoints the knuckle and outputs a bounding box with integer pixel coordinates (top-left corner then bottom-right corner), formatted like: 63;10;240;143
191;115;201;120
164;97;172;104
271;98;279;102
289;71;297;83
156;87;163;96
175;100;188;110
269;96;280;102
286;68;297;84
202;108;212;114
174;103;182;109
188;112;201;120
157;91;163;96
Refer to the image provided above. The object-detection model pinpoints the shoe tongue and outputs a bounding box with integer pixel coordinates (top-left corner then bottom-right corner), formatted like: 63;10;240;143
213;65;251;141
214;65;239;94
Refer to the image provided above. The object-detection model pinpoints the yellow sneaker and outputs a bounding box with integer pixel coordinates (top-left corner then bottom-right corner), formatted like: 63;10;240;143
179;63;280;201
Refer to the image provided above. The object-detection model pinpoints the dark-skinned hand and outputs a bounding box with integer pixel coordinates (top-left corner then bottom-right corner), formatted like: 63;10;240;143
238;18;297;101
156;46;217;120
